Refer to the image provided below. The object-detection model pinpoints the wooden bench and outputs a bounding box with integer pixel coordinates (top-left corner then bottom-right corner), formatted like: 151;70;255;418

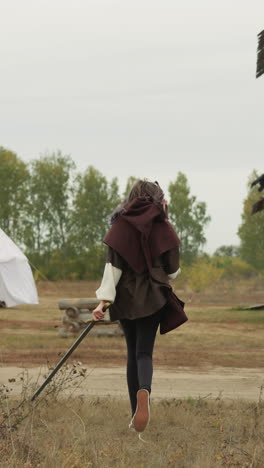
58;298;123;337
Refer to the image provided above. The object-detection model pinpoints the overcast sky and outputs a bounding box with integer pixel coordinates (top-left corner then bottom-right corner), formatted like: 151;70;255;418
0;0;263;252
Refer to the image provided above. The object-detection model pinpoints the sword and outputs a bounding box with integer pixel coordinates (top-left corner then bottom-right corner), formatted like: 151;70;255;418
31;303;110;401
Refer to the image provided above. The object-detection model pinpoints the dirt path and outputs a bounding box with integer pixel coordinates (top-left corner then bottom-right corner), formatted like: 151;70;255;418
1;366;263;401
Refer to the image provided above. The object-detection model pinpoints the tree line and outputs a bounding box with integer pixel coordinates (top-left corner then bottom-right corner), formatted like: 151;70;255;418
0;147;263;279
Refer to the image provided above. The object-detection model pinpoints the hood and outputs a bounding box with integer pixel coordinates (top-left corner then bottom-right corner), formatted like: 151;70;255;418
104;197;179;274
121;197;165;235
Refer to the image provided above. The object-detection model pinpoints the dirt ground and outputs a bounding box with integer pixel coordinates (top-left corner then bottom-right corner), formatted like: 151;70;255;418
1;280;263;402
1;365;263;402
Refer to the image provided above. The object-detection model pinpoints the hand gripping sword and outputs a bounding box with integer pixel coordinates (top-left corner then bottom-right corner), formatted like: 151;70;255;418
31;304;110;401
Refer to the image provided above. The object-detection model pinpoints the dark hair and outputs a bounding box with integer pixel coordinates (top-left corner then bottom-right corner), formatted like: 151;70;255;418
127;179;164;204
111;179;166;223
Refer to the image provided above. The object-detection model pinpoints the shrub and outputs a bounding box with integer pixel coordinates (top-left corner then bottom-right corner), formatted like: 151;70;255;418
188;262;223;292
211;256;257;280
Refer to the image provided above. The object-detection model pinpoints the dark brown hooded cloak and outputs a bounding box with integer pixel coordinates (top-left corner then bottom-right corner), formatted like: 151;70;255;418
104;198;187;333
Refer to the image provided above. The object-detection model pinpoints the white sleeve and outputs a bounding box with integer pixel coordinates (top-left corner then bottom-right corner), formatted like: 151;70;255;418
96;263;122;302
168;267;181;280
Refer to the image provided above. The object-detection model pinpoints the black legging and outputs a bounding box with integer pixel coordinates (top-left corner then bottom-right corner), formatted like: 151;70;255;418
120;308;162;416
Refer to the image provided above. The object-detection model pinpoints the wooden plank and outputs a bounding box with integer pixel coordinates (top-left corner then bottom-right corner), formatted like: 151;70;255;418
243;304;264;311
58;298;100;310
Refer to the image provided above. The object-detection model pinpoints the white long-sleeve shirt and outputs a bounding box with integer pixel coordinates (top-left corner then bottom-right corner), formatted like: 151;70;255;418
96;263;181;303
96;263;122;302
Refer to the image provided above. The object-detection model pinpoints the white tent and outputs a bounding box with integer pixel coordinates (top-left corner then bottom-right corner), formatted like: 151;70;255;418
0;228;39;307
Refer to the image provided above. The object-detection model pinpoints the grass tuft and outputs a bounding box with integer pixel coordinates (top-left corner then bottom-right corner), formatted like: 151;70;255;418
0;386;264;468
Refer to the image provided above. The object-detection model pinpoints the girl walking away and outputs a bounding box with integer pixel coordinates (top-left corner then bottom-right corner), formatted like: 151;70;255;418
93;180;187;437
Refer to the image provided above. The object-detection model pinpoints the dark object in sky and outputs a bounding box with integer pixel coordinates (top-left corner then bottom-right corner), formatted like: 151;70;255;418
251;174;264;214
251;197;264;214
256;30;264;78
251;174;264;192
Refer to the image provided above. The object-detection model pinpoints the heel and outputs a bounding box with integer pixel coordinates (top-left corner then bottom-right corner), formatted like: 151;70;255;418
133;389;150;433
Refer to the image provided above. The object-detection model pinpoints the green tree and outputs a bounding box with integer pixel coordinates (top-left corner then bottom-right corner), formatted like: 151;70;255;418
24;152;75;276
71;166;120;278
168;172;211;264
238;171;264;270
0;147;29;242
214;245;240;257
123;176;139;198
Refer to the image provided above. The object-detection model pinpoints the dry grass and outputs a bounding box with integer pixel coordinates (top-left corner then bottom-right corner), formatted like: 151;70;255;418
0;389;264;468
0;280;264;368
1;280;264;467
1;318;264;368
